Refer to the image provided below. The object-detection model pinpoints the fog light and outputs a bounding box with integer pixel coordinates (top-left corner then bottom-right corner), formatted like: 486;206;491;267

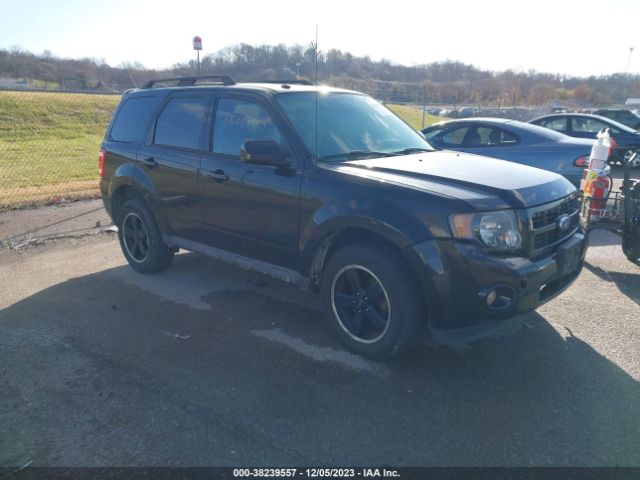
486;289;497;306
479;285;515;311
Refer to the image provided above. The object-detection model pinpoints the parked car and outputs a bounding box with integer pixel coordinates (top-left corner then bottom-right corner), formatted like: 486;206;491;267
100;76;585;358
458;107;478;118
530;113;640;165
591;109;640;130
421;118;593;187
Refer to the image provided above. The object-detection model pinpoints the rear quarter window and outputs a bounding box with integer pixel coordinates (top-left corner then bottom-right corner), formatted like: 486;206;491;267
109;96;160;143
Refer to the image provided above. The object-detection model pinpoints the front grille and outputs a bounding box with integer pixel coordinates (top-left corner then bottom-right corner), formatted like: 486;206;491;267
526;193;580;256
531;195;579;229
533;227;576;250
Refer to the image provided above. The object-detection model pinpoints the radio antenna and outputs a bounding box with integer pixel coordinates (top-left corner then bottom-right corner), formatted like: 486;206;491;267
315;24;319;86
314;24;319;161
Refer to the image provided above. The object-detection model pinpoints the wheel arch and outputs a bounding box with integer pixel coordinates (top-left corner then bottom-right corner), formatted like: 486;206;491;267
108;164;169;232
303;223;442;323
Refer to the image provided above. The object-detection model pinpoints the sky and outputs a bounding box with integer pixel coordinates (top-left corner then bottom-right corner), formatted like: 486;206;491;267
1;0;639;77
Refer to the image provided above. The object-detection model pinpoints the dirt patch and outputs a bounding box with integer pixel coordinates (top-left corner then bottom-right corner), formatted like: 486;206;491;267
0;180;100;211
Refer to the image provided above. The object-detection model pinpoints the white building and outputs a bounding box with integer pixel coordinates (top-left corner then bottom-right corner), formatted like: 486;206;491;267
625;98;640;109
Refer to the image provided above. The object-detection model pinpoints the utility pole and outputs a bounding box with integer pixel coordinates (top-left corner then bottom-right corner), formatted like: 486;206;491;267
627;47;635;74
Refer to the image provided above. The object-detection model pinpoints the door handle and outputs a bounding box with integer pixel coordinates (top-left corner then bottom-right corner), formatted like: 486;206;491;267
139;157;157;168
203;169;229;182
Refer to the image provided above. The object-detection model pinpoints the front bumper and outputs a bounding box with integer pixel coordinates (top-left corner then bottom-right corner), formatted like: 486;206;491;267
407;231;587;344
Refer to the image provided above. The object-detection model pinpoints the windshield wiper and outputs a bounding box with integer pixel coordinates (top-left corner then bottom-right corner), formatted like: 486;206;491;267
392;147;433;155
319;150;395;162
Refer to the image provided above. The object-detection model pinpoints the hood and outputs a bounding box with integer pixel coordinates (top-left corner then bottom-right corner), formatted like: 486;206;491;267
328;151;576;210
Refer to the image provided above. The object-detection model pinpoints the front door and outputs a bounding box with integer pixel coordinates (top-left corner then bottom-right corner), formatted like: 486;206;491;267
197;96;302;269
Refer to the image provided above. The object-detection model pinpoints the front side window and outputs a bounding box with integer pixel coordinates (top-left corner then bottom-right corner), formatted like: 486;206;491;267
540;117;568;132
422;128;444;142
212;98;282;156
154;96;210;150
276;92;433;161
441;127;470;147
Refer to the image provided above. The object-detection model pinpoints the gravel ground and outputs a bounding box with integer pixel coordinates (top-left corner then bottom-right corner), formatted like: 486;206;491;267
0;200;638;467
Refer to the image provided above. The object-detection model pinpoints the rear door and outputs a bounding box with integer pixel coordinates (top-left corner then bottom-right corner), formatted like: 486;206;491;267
101;94;162;196
196;94;303;269
137;92;212;239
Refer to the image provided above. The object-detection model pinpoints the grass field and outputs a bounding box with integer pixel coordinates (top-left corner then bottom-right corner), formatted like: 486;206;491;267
386;103;444;130
0;91;119;208
0;93;442;209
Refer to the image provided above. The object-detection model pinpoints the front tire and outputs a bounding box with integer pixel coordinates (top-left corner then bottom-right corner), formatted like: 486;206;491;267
117;197;174;273
321;244;426;358
623;226;640;264
623;147;640;168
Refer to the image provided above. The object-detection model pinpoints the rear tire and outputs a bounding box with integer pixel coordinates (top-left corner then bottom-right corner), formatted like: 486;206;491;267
321;243;426;358
117;197;174;273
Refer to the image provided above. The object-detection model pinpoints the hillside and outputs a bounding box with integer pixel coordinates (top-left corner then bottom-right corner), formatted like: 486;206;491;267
2;45;640;107
0;91;119;207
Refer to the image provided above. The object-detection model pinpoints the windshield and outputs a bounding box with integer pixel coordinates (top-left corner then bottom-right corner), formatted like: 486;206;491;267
594;115;638;133
276;91;434;161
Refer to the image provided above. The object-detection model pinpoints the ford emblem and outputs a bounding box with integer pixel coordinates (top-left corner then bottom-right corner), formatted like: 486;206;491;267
557;214;571;232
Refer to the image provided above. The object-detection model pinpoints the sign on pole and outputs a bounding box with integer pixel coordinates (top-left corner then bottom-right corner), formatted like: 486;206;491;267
193;36;202;51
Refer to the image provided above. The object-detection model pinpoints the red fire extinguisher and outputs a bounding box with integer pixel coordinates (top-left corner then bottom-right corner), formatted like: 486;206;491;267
584;173;611;215
582;128;614;219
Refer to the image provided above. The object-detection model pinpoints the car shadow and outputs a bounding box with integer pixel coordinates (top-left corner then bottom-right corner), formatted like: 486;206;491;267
583;261;640;306
1;253;639;466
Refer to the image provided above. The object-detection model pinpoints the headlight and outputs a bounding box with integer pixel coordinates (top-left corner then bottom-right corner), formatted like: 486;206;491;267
450;210;522;251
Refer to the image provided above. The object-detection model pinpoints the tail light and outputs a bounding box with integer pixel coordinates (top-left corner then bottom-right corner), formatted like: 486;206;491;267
574;155;588;167
608;137;618;157
98;149;106;177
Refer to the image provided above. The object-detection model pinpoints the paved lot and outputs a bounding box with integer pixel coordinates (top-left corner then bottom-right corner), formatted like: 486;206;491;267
0;200;639;467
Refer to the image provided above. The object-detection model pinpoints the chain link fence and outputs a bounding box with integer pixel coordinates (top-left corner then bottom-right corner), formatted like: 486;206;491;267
0;86;552;211
0;89;120;210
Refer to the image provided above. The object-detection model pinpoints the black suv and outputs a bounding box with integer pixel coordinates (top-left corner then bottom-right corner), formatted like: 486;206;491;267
100;75;586;357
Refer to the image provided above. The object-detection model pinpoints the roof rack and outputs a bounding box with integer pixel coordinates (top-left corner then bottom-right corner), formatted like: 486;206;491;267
252;79;313;86
141;75;235;89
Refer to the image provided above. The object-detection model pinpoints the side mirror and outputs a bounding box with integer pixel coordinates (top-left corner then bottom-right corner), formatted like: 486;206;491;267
240;140;290;168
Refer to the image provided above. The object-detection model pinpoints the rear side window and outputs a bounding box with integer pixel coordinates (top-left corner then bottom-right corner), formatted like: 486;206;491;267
154;96;210;150
109;96;159;143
